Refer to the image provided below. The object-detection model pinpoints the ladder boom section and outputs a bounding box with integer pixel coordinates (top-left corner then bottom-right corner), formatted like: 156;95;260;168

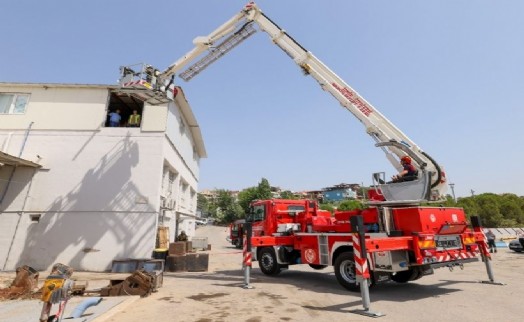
151;2;445;195
161;10;248;78
248;5;443;191
253;11;421;162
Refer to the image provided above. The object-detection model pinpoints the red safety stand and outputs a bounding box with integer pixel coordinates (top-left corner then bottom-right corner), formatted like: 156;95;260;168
470;216;505;286
242;222;254;289
349;215;384;318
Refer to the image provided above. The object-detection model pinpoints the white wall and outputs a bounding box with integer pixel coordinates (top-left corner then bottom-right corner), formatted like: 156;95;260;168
141;104;167;132
0;128;165;271
0;84;108;130
0;83;205;271
165;103;200;179
2;212;157;271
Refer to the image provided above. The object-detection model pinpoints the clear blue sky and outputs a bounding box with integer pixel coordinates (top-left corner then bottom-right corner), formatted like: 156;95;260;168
2;1;523;198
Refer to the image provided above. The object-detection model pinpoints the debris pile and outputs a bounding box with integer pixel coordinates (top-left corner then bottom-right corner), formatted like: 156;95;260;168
100;269;158;297
0;265;40;300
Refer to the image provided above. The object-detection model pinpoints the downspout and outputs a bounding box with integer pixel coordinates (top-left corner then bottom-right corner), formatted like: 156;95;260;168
19;121;34;158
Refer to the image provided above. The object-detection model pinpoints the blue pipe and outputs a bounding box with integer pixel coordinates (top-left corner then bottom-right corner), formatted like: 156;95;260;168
68;297;102;318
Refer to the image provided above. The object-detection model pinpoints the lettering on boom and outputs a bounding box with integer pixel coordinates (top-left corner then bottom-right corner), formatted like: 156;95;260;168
332;82;373;117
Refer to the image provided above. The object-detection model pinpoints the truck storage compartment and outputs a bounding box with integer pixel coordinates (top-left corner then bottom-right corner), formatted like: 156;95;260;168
392;207;467;234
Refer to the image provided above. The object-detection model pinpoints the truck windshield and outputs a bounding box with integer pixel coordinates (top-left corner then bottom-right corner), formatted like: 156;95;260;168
250;205;265;222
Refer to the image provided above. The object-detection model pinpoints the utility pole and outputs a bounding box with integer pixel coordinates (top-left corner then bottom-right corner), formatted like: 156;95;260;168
449;183;456;202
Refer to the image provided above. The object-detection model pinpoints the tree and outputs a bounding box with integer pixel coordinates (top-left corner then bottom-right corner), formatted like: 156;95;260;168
237;178;274;213
256;178;272;200
238;187;258;214
279;190;296;199
338;200;364;211
455;193;524;227
197;193;209;216
211;189;243;224
319;203;335;214
500;194;524;224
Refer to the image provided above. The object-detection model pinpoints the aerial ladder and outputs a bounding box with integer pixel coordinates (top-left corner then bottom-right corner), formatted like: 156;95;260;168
118;2;447;203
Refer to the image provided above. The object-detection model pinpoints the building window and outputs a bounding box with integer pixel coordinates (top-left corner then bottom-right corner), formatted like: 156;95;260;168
162;165;178;197
190;188;196;210
168;171;177;195
0;93;30;114
179;180;189;206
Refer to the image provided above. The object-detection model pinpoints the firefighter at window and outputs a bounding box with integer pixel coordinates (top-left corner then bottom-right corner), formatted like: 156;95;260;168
128;109;141;127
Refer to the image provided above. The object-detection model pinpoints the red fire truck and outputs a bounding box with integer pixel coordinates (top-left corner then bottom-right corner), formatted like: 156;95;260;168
117;2;493;291
227;219;245;249
248;198;483;291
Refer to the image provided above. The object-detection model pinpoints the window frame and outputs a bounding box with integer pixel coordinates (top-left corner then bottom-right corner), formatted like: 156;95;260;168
0;93;30;114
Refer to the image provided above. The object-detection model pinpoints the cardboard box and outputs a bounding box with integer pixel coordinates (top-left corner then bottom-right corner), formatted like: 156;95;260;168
168;242;187;255
185;253;209;272
165;255;187;272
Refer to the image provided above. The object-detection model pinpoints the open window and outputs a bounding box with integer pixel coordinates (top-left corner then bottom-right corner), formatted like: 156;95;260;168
105;91;144;128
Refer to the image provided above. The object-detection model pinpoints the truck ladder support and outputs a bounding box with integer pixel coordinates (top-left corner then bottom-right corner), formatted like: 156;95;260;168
470;216;505;286
242;222;254;289
349;216;384;318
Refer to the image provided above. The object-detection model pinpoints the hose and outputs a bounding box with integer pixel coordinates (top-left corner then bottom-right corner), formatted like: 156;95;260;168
68;297;102;319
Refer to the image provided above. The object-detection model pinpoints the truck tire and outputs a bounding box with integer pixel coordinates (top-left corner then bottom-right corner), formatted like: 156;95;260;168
258;247;281;275
391;268;423;283
334;252;372;292
234;238;242;249
308;264;328;270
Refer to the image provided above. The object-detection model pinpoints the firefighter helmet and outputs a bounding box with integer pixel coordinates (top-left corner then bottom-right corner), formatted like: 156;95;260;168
400;156;412;164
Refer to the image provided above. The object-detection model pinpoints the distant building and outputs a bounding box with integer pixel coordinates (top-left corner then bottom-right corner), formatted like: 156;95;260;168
0;82;206;271
322;183;361;202
299;190;323;202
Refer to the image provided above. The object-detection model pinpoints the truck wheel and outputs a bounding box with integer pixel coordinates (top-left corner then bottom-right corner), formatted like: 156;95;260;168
234;238;241;249
258;247;281;275
391;269;416;283
391;268;422;283
308;264;328;270
334;252;372;292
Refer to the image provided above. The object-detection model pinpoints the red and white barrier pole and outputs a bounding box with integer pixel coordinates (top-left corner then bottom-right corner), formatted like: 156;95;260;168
242;222;254;289
349;215;383;317
471;216;504;285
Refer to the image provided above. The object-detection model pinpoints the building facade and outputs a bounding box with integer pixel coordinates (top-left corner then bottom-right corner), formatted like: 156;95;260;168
322;183;360;202
0;82;206;271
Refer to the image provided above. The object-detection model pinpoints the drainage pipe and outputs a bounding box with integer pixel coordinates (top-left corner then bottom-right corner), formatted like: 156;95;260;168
68;297;103;319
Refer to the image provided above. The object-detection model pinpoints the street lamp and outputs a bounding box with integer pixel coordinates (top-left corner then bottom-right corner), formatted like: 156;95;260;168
449;183;456;202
